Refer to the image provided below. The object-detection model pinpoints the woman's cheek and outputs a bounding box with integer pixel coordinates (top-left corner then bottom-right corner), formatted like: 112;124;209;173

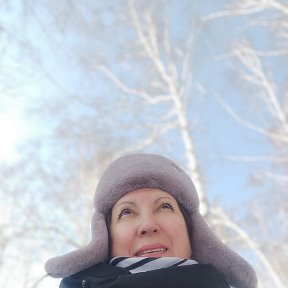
117;222;135;239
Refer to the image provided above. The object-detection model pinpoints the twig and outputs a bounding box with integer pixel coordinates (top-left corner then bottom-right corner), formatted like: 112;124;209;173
30;274;48;288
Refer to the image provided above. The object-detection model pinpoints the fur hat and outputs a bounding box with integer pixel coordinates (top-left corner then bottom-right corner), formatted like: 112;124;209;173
45;153;257;288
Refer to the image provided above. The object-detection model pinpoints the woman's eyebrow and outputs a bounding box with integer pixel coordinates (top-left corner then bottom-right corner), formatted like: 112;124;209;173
154;196;175;204
115;201;136;208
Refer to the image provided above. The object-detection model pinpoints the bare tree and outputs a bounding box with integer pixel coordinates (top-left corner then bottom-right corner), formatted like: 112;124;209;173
202;1;288;287
0;1;287;288
83;1;288;286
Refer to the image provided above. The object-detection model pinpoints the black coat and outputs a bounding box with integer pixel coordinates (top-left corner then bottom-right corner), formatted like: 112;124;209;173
60;262;230;288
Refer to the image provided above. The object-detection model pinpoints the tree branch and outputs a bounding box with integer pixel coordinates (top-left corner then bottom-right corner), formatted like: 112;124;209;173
215;93;288;143
210;206;286;288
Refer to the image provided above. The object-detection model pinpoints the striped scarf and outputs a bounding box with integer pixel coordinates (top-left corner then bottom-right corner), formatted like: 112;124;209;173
109;257;198;274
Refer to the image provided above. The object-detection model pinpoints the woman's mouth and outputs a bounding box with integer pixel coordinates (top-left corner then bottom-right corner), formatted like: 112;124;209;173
135;245;168;257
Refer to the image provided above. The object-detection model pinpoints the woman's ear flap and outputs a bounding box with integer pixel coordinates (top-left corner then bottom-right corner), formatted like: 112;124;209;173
45;211;109;278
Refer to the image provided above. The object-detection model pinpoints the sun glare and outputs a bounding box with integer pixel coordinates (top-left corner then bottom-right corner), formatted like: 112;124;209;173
0;111;25;162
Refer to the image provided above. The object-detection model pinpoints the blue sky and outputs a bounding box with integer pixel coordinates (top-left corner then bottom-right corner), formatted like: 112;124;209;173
0;0;281;206
0;1;286;287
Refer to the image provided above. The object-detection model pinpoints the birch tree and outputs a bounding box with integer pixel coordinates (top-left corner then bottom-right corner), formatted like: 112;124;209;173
0;1;287;288
88;1;287;287
203;1;288;287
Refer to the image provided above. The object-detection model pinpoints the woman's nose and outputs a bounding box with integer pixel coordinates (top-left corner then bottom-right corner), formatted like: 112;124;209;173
137;216;159;236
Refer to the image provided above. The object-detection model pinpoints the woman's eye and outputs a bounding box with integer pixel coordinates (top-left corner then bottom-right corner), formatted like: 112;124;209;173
160;202;174;210
119;209;132;219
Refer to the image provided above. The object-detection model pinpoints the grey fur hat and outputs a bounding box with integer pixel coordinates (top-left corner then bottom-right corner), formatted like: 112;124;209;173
45;153;257;288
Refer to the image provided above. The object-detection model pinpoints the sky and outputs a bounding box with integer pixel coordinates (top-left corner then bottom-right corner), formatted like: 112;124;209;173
0;1;286;288
0;99;28;163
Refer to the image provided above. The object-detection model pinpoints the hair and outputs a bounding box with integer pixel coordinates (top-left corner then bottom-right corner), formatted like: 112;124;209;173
105;199;193;259
178;202;193;249
106;210;113;258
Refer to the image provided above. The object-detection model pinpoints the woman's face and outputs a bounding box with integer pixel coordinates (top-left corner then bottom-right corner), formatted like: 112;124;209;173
110;188;192;258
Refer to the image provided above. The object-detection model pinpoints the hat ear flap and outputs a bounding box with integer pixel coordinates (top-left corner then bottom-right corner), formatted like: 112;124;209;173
45;211;109;278
190;213;257;288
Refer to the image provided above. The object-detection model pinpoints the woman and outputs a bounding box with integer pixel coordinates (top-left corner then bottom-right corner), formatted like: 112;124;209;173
45;153;257;288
